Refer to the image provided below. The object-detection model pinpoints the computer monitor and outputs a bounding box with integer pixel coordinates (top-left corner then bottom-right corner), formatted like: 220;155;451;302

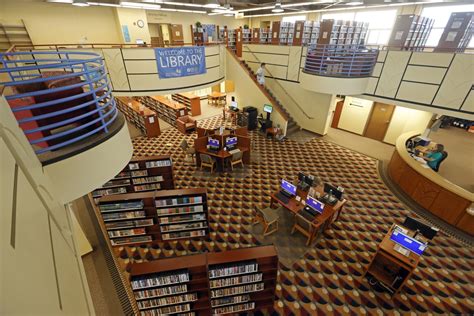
403;217;438;240
226;136;238;147
304;175;314;186
306;196;324;214
208;138;220;148
324;183;343;200
390;228;427;256
281;179;296;196
263;104;273;113
136;39;144;45
298;172;306;182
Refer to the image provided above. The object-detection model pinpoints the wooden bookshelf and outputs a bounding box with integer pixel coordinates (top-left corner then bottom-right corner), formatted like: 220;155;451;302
271;21;281;45
435;12;473;53
136;96;187;127
172;92;201;116
259;27;271;44
115;97;160;137
128;246;278;315
242;27;252;44
387;14;434;51
96;188;209;246
318;19;369;46
92;155;174;201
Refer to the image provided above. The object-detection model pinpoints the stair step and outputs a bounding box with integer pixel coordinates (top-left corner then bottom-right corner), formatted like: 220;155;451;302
286;125;301;135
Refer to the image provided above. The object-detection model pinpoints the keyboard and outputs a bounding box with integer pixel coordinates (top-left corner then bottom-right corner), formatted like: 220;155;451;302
229;149;240;155
275;191;290;204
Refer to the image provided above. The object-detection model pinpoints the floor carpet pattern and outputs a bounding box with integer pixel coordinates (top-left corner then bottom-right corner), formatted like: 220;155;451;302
111;117;473;315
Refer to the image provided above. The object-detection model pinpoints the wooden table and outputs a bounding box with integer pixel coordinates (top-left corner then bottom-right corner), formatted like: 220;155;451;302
364;224;422;295
270;185;345;244
207;92;227;106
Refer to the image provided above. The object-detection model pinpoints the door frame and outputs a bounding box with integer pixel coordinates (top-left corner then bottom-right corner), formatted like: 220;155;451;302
362;102;396;141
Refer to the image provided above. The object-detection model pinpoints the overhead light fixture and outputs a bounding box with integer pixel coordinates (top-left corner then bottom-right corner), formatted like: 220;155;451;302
46;0;73;3
203;0;220;8
346;1;364;5
272;1;284;13
162;1;204;8
224;12;234;16
120;1;161;10
72;0;89;6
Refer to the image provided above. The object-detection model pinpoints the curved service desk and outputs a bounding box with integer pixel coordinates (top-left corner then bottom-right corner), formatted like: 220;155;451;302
388;132;474;236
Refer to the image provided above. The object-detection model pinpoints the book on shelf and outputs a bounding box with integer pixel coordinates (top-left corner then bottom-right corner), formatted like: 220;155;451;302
132;170;149;177
160;222;207;233
131;270;189;290
115;171;131;179
161;229;206;241
110;235;152;246
209;273;263;289
108;228;146;238
105;218;154;230
140;303;191;316
134;284;188;300
155;196;203;208
133;176;164;185
159;213;206;224
145;160;171;168
129;162;140;170
212;302;255;315
100;200;144;212
102;210;146;222
209;261;258;279
137;293;198;310
211;294;250;307
210;282;264;298
135;183;161;192
92;187;127;198
103;179;131;188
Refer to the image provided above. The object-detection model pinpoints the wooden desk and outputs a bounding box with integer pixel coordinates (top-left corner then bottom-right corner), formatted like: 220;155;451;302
207;92;227;106
364;224;422;295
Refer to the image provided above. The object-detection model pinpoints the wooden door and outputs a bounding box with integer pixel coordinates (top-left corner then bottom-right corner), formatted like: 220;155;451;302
364;102;395;141
236;28;243;57
170;24;184;45
331;100;344;128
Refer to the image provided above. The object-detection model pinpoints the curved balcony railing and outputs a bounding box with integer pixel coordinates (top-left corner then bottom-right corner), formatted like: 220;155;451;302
304;44;378;78
0;51;121;161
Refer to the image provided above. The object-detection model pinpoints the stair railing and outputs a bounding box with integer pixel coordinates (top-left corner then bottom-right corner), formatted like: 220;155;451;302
243;48;315;120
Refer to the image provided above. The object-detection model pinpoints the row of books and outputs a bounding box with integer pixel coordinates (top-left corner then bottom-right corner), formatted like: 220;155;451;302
211;294;250;308
92;187;127;198
209;273;263;289
134;284;188;300
137;293;197;310
131;271;189;290
160;222;207;233
133;176;164;185
210;282;264;298
139;303;190;316
162;229;206;241
156;205;204;217
212;302;255;315
100;200;144;212
131;170;149;177
105;218;154;230
146;160;172;168
102;210;146;222
135;183;161;192
155;196;203;208
159;213;206;224
108;228;146;238
209;261;258;279
103;179;131;188
110;235;151;246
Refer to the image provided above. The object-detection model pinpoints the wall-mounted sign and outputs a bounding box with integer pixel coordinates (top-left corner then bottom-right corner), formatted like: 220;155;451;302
122;25;131;43
155;46;207;79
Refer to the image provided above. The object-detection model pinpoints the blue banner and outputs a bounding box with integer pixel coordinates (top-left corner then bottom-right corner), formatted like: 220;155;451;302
155;46;207;79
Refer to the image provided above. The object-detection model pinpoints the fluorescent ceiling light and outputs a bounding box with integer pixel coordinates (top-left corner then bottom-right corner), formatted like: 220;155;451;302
72;0;89;6
237;1;331;13
46;0;73;3
272;2;284;13
88;2;120;7
160;8;207;14
346;1;364;5
203;0;220;8
162;1;204;8
224;12;234;16
120;1;161;10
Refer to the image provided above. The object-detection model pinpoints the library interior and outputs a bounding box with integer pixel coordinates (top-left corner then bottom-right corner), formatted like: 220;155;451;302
2;0;474;315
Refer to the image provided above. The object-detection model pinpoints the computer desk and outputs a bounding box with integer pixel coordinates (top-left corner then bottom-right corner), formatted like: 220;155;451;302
270;185;346;243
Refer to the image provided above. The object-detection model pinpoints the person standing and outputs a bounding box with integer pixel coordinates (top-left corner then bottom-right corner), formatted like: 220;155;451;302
256;63;266;85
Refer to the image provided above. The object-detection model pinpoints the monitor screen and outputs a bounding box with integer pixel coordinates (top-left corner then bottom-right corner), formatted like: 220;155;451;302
226;137;238;146
306;196;324;214
230;101;238;108
263;104;273;113
324;183;342;200
298;172;306;181
208;138;220;148
390;228;427;256
136;39;144;45
281;179;296;196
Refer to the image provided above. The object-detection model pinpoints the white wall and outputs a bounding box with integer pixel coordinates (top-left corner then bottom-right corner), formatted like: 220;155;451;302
116;8;151;44
383;106;433;144
338;97;374;135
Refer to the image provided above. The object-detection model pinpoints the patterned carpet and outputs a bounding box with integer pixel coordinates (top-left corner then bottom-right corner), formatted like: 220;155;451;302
112;115;474;315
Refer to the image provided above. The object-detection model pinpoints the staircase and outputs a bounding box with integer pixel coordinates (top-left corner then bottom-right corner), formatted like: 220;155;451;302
227;48;301;135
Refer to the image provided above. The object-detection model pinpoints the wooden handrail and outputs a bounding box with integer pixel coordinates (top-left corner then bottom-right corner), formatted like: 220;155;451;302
226;47;289;122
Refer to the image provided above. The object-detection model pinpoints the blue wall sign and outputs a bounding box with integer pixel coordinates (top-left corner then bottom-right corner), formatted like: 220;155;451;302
155;46;207;79
121;25;131;43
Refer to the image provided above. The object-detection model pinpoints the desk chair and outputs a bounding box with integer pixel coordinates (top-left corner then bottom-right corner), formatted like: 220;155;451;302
229;151;244;171
433;151;448;172
180;139;195;163
253;207;279;236
321;199;347;234
200;153;216;173
291;211;320;246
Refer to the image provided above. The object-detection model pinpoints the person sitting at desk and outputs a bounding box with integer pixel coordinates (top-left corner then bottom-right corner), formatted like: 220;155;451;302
422;144;445;171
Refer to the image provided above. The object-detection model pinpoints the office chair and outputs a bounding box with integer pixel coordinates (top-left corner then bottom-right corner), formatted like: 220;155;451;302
180;139;195;163
291;211;320;246
253;207;279;236
229;151;244;171
433;151;448;172
200;153;216;173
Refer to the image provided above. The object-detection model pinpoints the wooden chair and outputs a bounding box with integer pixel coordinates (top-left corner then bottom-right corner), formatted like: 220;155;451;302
291;211;320;246
229;150;244;171
200;153;216;173
180;139;195;163
253;207;279;236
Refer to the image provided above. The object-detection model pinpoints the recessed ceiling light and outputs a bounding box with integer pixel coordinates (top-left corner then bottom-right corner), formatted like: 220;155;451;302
72;0;89;6
272;2;284;13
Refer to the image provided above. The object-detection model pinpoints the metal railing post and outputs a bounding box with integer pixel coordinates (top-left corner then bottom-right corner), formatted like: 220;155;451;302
83;62;108;133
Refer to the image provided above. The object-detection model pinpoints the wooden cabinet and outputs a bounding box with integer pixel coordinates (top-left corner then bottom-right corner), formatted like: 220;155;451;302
172;92;201;116
115;97;160;137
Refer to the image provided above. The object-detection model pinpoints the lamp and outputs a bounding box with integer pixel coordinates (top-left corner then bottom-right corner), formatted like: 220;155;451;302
204;0;220;8
271;1;284;13
72;0;89;6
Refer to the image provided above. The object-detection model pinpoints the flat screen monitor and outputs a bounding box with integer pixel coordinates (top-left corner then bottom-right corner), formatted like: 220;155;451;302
298;172;306;181
136;39;144;45
324;183;343;200
230;101;238;109
403;217;438;240
306;196;324;214
281;179;296;196
208;138;220;148
226;136;238;147
390;228;427;256
304;175;314;186
263;104;273;113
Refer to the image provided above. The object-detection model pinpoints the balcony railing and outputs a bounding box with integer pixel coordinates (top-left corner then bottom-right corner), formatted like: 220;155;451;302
0;51;121;163
304;44;378;78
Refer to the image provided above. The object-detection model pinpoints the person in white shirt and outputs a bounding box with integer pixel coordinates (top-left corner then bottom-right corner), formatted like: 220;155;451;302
256;63;266;85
